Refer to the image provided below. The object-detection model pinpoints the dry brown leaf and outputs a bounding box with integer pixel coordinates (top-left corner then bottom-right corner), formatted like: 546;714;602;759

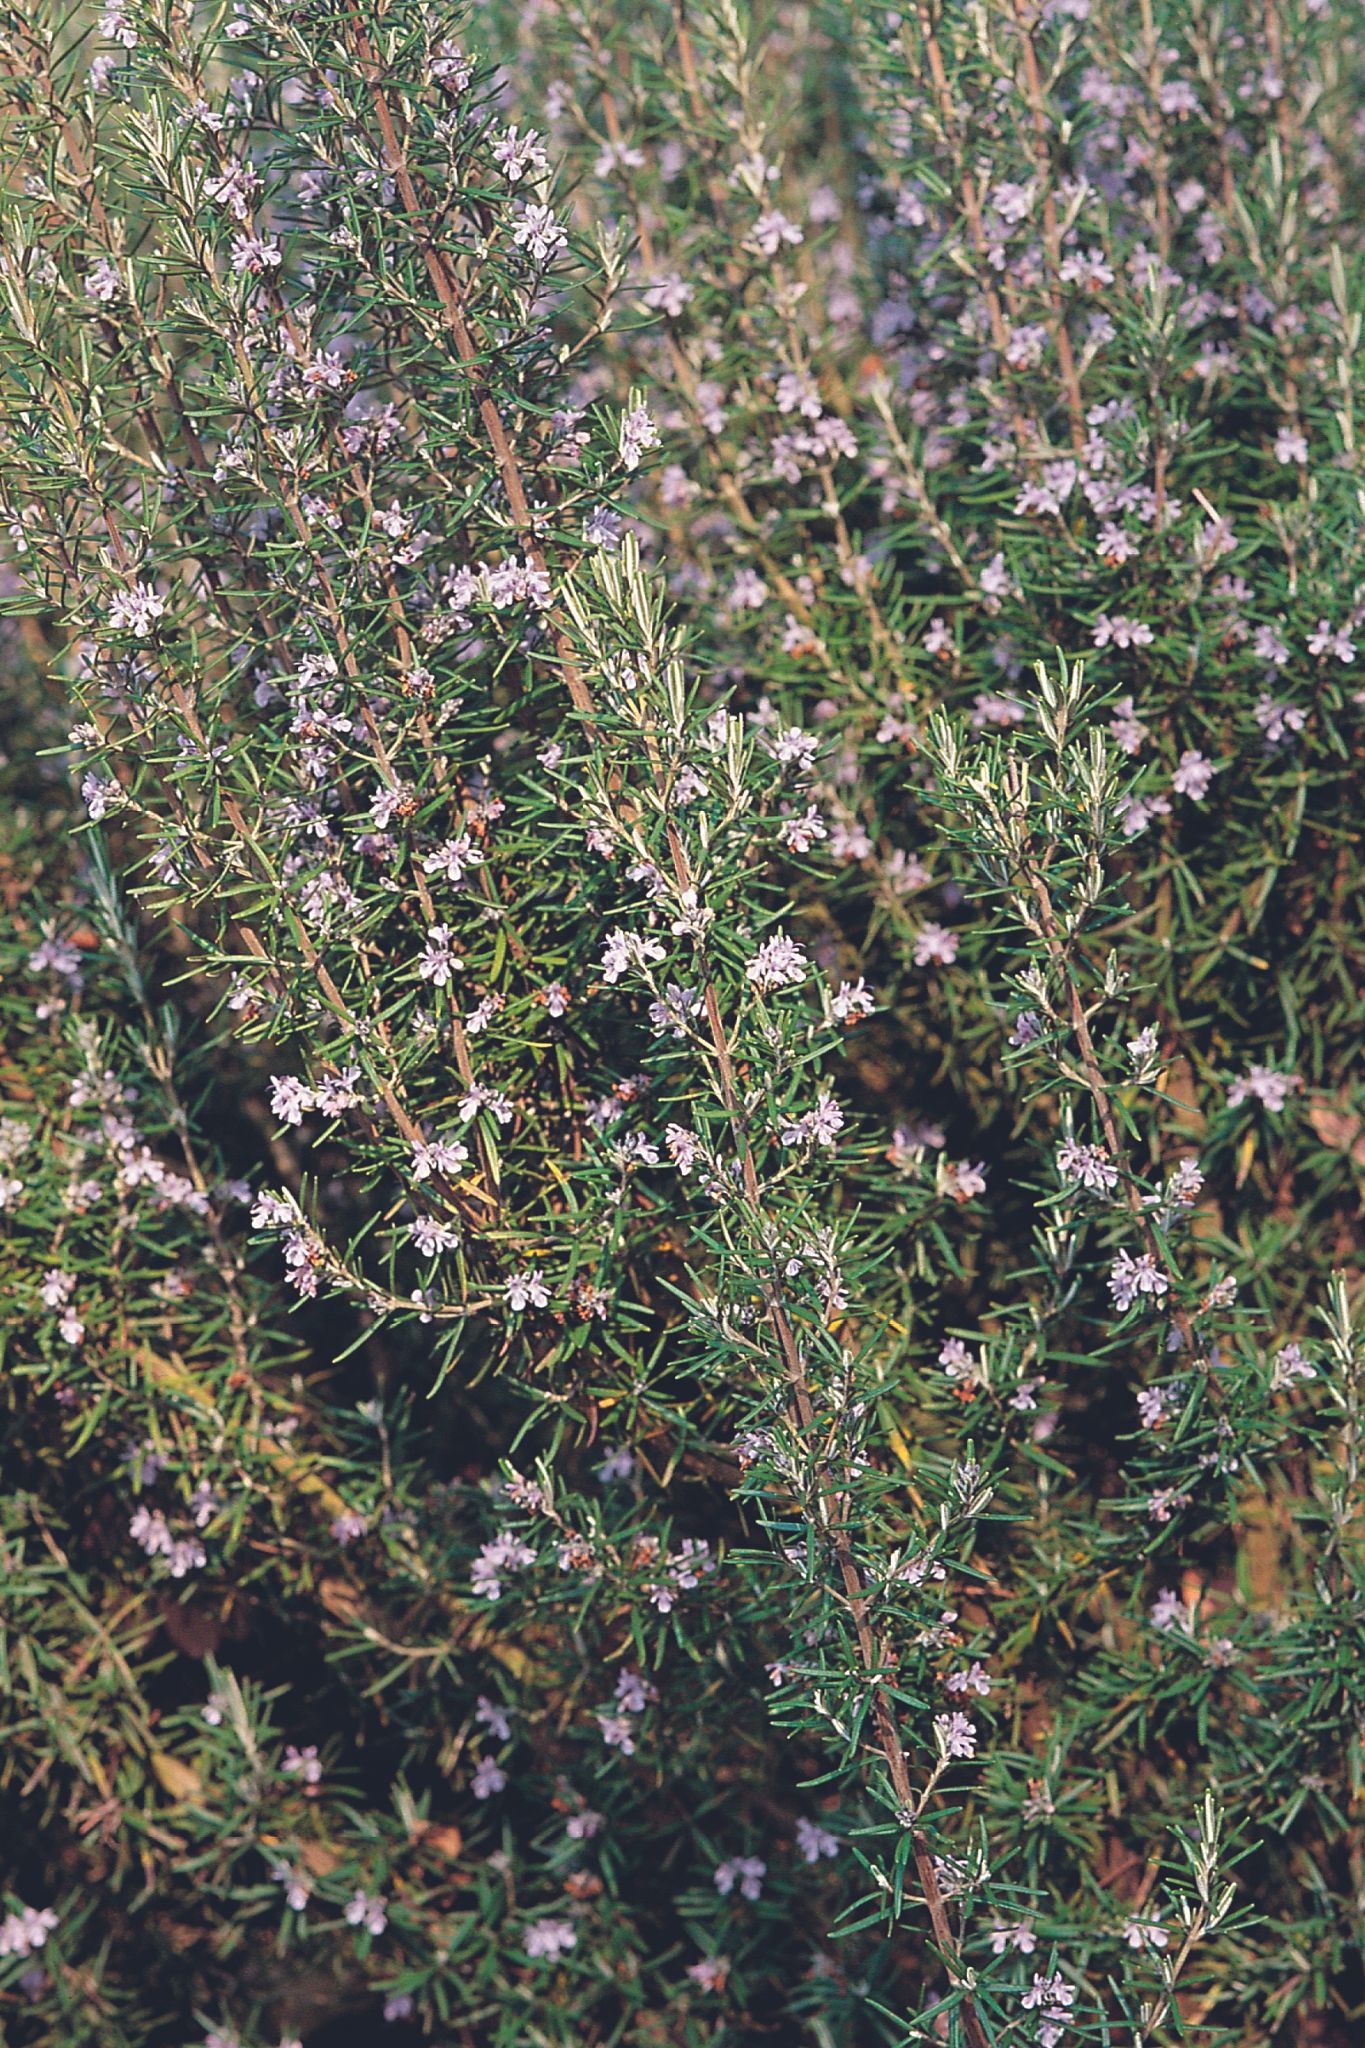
1306;1088;1365;1167
316;1575;364;1623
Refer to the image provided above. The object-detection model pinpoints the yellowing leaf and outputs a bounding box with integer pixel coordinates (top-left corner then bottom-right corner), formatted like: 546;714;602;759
150;1753;202;1803
1235;1127;1257;1188
887;1424;915;1471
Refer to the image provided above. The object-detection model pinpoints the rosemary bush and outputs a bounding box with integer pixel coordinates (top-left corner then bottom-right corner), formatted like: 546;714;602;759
0;0;1362;2042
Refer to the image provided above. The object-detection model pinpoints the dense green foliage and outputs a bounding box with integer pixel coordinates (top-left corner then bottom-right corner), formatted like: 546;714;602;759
0;0;1362;2042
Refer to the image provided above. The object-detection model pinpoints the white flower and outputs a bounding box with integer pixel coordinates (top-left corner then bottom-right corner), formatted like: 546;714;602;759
107;584;167;635
459;1084;514;1125
525;1917;577;1959
229;233;282;274
946;1661;993;1698
484;554;552;608
410;1136;469;1180
471;1533;535;1599
620;403;660;470
781;1092;845;1149
583;506;622;548
1108;1249;1170;1311
431;41;472;89
913;922;959;967
1057;1137;1119;1193
1149;1588;1187;1631
795;1817;840;1862
492;124;549;183
1021;1972;1075;2013
642;273;694;317
1091;612;1154;650
1226;1063;1302;1113
505;1269;550;1313
832;978;874;1022
934;1711;978;1759
597;1711;636;1753
272;1863;311;1911
86;769;120;822
0;1904;58;1958
1308;618;1356;662
751;209;803;256
84;257;121;302
476;1695;513;1739
990;1920;1037;1955
1270;1342;1316;1390
666;1123;701;1175
472;1755;507;1798
744;932;807;992
269;1075;316;1128
511;203;566;264
600;928;668;984
422;833;484;884
1165;1158;1204;1205
343;1889;387;1936
410;1214;460;1257
713;1855;766;1900
1172;748;1215;800
417;925;463;987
